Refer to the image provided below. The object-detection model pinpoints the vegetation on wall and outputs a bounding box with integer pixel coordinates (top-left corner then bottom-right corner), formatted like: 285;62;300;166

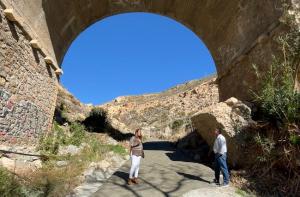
245;4;300;195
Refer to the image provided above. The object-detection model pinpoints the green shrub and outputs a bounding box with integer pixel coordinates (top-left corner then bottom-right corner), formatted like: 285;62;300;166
83;137;126;161
289;134;300;145
253;27;300;124
235;188;254;197
38;121;87;154
38;121;69;154
107;144;127;155
68;122;86;146
254;60;300;124
32;131;127;196
79;138;108;162
248;10;300;195
171;119;184;130
38;122;65;154
0;166;26;197
254;133;275;162
28;160;85;197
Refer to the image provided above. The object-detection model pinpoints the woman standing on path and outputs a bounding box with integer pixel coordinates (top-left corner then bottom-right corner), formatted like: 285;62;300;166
128;128;144;185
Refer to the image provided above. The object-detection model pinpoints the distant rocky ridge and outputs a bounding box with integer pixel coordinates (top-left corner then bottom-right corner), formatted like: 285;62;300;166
54;75;219;141
99;75;219;140
55;76;254;167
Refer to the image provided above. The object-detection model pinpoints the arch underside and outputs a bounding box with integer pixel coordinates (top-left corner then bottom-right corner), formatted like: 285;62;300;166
40;0;284;101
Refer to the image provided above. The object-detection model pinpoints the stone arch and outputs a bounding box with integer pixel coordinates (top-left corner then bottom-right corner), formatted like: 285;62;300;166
40;0;284;101
58;11;217;71
0;0;292;141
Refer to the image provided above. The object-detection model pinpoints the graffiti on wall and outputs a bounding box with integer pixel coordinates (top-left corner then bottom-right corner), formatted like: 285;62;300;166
0;88;48;142
0;89;14;117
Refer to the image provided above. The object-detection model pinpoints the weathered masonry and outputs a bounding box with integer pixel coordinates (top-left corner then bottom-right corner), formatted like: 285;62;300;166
0;0;298;142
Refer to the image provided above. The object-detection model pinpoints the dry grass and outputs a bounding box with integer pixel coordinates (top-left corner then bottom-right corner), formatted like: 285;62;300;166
1;131;127;196
229;123;300;197
21;143;125;196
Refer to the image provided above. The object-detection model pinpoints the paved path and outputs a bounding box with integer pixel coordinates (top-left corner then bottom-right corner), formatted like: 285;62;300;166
92;141;240;197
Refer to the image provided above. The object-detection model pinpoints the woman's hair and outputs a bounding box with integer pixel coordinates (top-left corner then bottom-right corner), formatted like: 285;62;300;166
135;128;142;139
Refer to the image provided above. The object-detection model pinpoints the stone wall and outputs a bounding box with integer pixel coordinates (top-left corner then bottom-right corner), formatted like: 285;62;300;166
0;6;58;143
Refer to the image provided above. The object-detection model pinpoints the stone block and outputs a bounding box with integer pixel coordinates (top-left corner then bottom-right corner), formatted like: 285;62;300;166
29;39;40;49
44;56;54;64
55;68;63;75
4;9;17;22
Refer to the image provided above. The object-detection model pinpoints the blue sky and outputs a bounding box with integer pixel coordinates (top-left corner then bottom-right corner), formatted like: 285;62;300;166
61;13;216;105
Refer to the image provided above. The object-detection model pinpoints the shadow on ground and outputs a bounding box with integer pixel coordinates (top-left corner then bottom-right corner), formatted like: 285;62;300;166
176;172;211;184
143;141;176;151
93;140;215;197
143;141;210;164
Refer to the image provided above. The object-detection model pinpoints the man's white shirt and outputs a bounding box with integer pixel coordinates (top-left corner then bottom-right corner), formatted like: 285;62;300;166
213;134;227;155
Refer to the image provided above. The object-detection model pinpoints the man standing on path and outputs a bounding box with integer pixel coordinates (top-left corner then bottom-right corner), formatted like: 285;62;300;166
212;128;230;187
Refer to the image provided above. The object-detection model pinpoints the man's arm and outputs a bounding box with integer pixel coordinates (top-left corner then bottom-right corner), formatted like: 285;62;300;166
217;137;225;155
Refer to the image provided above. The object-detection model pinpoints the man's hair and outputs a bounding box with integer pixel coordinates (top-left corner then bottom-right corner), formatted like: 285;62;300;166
216;128;223;134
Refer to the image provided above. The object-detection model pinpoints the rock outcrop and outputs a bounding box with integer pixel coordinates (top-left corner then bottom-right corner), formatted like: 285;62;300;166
100;76;219;140
55;85;91;123
191;97;254;167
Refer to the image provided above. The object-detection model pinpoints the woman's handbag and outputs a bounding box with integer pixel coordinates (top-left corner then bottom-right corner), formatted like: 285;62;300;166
142;150;145;158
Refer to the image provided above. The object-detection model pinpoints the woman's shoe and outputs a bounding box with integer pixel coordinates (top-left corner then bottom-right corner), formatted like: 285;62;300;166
132;178;139;184
128;178;134;185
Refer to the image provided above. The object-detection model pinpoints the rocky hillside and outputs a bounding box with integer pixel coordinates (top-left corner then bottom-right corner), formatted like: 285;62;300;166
55;85;91;123
99;75;219;140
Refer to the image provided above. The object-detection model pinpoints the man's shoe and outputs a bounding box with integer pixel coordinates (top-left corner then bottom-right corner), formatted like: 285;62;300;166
220;183;229;187
132;178;139;184
210;179;220;185
128;178;134;185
